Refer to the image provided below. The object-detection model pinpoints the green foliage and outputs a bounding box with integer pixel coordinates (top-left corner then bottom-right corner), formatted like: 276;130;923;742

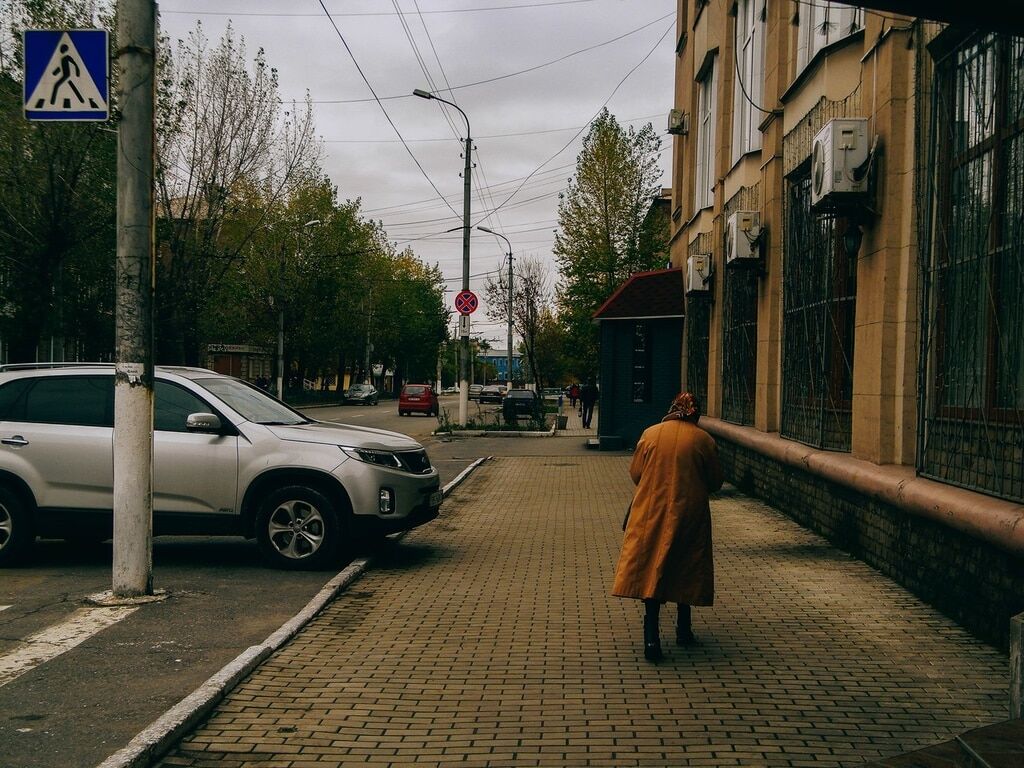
553;108;666;378
0;1;118;362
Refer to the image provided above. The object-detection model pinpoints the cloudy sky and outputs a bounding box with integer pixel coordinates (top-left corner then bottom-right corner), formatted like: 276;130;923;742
158;0;676;344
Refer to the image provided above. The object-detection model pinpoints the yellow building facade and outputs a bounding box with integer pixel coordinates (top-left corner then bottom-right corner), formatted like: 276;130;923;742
667;1;1023;648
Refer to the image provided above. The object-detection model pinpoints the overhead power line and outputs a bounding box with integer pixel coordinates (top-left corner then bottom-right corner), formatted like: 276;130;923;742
315;0;462;221
162;0;598;18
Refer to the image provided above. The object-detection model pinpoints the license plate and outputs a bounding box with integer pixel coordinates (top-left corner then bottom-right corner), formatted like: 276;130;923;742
429;491;442;507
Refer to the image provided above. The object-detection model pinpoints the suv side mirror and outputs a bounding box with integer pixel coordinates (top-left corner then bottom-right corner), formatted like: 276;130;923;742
186;413;222;432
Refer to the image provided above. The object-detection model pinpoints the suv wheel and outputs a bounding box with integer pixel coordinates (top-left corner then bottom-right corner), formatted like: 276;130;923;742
0;486;35;566
256;485;343;570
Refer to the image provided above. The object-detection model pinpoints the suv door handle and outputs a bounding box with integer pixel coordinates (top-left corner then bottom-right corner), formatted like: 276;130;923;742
1;435;28;447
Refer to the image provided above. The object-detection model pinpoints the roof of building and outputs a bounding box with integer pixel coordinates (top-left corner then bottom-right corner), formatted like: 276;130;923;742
592;267;684;321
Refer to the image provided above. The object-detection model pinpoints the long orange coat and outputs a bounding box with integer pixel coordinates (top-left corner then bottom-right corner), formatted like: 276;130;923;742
612;418;723;605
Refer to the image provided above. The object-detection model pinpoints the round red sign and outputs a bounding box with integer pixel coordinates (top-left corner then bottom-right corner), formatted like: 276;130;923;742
454;290;478;314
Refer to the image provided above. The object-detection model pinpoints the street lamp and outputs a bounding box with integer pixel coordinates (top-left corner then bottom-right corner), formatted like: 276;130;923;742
414;88;472;425
277;219;320;400
477;226;514;390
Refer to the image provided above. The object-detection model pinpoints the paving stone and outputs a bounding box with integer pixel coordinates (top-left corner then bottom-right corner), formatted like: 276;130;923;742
155;457;1009;767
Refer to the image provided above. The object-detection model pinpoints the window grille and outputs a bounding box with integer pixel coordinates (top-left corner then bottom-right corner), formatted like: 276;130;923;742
721;266;757;425
781;174;857;450
919;33;1024;503
685;296;711;407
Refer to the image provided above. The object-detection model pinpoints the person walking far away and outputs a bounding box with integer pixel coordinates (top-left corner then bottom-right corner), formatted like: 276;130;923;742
612;392;723;662
569;382;580;409
579;380;598;428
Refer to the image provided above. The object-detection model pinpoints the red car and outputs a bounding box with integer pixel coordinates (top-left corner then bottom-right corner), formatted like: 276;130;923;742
399;383;439;416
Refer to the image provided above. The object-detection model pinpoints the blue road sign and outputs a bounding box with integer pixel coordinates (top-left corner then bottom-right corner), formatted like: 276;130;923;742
24;29;109;121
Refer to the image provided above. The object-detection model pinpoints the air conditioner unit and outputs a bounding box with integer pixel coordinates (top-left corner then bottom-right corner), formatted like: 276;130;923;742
725;211;761;267
686;254;712;294
810;118;870;209
667;109;689;136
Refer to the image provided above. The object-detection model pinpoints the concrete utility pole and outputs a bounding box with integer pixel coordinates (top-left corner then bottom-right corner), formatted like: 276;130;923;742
113;0;156;597
414;89;471;425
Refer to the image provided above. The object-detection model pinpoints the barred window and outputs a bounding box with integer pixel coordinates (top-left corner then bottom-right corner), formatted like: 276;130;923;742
921;33;1024;503
685;296;711;408
781;173;857;451
721;267;757;425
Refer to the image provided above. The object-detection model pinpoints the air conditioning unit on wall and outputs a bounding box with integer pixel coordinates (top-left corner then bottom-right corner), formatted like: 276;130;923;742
726;211;761;267
667;109;689;136
685;254;711;294
811;118;870;209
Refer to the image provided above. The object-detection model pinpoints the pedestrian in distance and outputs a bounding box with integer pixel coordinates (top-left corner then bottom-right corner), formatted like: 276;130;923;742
579;380;598;428
612;392;723;662
569;382;580;409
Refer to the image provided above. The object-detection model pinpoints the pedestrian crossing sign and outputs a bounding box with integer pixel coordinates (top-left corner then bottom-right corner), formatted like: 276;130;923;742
23;29;109;121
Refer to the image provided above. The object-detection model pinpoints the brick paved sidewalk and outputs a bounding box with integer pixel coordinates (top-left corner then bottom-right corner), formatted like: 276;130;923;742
157;456;1009;768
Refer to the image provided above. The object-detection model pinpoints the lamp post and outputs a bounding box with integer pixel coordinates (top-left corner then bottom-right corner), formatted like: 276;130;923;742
477;226;513;390
414;88;472;425
277;219;320;400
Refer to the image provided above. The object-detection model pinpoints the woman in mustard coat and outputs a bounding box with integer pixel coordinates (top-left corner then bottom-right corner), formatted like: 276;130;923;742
612;392;723;661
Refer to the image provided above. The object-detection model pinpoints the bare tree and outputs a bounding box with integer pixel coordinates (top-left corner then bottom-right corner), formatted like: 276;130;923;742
154;22;321;363
484;254;552;388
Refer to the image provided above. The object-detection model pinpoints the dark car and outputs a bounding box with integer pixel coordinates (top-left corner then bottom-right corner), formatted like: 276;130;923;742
478;385;504;404
399;383;439;416
344;383;378;405
502;388;541;422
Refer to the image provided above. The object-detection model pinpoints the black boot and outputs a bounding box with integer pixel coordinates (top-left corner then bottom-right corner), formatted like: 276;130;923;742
676;603;696;646
643;600;663;662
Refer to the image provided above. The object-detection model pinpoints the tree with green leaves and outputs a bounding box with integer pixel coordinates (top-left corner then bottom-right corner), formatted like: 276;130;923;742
553;108;666;378
483;253;552;389
155;21;320;364
0;0;118;362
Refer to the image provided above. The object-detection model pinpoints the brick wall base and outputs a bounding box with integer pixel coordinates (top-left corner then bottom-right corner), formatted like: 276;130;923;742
717;437;1024;651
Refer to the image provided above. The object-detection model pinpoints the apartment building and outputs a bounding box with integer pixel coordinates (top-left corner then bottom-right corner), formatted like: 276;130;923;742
667;0;1023;648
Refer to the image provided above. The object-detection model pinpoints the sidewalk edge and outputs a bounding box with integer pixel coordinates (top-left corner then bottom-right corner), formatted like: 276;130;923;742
94;457;490;768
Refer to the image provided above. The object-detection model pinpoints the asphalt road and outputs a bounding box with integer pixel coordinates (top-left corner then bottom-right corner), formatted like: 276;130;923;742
0;394;491;768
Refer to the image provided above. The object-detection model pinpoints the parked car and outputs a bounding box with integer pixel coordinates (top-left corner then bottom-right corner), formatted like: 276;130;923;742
503;388;541;422
344;382;378;405
441;386;459;395
399;383;439;417
0;364;441;570
478;385;504;404
468;384;483;401
542;388;562;401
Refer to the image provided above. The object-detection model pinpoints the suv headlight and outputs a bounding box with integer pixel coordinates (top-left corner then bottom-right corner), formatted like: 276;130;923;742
340;446;402;469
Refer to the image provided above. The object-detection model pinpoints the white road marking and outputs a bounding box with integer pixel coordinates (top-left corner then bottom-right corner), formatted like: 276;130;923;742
0;605;137;688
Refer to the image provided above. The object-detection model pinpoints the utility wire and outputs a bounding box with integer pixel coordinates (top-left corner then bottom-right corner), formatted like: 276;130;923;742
298;12;674;104
478;19;674;224
163;0;598;18
316;0;462;221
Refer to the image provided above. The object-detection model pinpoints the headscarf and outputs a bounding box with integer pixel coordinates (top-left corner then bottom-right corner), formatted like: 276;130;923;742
662;391;700;422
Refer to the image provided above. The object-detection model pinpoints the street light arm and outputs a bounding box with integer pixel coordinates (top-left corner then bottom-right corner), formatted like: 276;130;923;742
412;88;470;137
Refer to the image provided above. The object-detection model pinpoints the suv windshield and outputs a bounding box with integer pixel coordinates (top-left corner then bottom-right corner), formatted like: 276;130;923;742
196;377;309;425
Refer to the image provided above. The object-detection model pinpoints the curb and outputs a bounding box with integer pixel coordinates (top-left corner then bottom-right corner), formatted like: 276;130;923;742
95;457;490;768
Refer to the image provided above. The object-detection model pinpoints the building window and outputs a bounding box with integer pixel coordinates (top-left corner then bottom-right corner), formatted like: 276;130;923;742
781;173;857;451
920;33;1024;503
721;266;757;425
796;1;864;72
732;0;765;163
694;56;718;212
632;321;651;404
685;295;711;408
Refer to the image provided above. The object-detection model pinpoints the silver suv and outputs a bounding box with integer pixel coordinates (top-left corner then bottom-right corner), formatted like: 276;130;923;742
0;365;441;569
